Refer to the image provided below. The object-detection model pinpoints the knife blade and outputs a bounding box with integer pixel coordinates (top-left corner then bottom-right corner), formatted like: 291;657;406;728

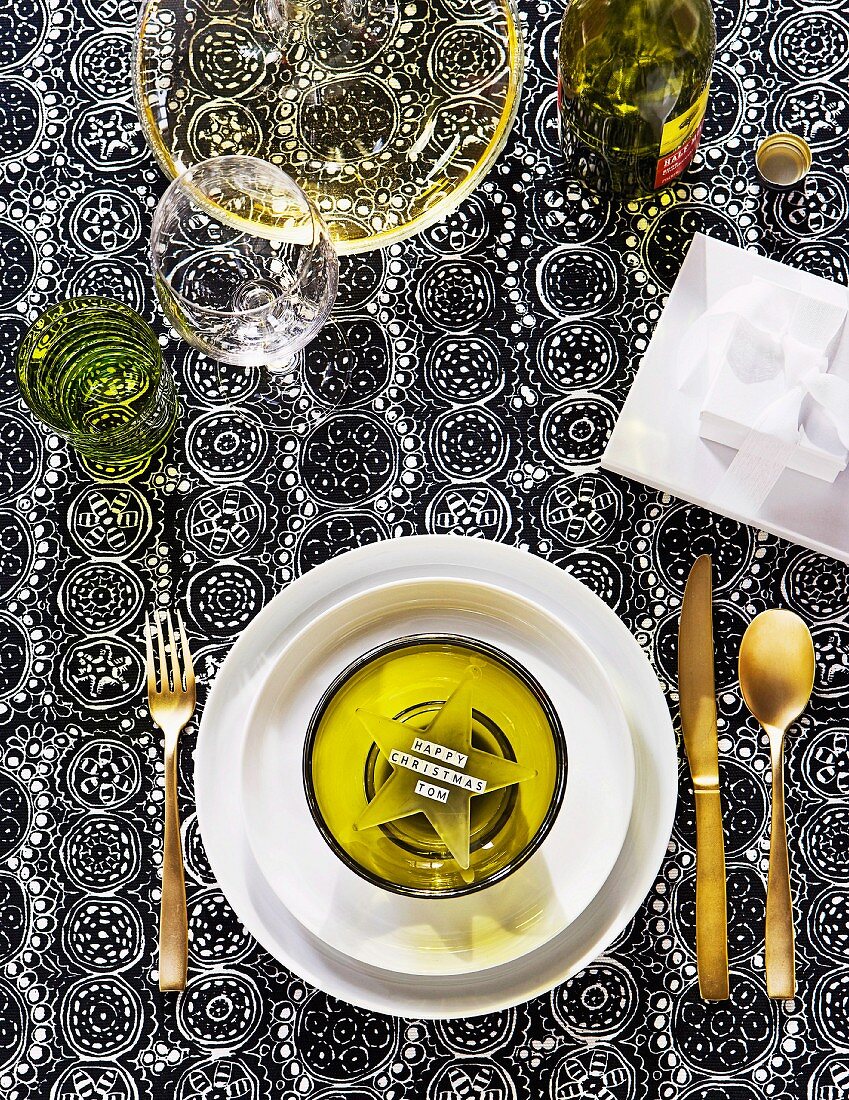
679;554;729;1000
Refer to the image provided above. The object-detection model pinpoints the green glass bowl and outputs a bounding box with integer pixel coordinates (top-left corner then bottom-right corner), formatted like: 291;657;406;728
304;634;567;898
17;296;178;466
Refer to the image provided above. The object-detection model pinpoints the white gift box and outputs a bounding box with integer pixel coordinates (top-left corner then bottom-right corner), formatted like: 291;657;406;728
602;233;849;565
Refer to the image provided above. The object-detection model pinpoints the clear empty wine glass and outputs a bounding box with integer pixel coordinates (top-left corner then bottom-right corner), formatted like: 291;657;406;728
150;155;338;366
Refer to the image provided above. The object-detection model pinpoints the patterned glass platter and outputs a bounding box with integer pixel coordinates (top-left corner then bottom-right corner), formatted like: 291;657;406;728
134;0;524;253
305;634;566;897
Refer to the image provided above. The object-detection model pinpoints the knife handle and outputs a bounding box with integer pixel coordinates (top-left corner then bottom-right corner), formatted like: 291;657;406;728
694;788;729;1000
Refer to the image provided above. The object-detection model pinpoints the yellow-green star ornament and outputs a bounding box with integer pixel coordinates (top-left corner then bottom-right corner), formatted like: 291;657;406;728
353;671;537;868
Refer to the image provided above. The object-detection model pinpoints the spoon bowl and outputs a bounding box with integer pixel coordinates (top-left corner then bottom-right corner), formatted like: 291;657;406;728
739;609;815;734
738;607;815;1001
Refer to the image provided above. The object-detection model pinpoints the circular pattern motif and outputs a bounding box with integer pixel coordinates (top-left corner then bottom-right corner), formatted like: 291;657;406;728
186;410;268;484
801;727;849;799
0;773;29;859
186;487;265;558
52;1065;138;1100
654;506;753;592
295;512;389;573
59;562;144;632
783;551;849;618
178;974;262;1048
810;889;849;962
773;173;848;239
62;976;142;1057
552;961;639;1038
67;740;140;809
0;874;27;963
61;638;143;709
539;394;617;466
69;189;141;255
61;815;141;891
0;0;46;68
559;550;625;608
431;407;508;479
537;246;618;316
0;221;36;306
300;414;397;503
64;899;143;972
549;1046;630;1100
542;474;622;546
418;261;494;329
188;889;253;965
435;1010;514;1054
802;805;849;882
0;414;39;500
0;510;32;599
306;319;391;406
814;967;849;1048
537;322;617;391
674;975;773;1072
176;1060;259;1100
0;77;41;160
0;613;29;700
426;483;510;541
187;563;265;638
772;12;849;80
644;208;741;289
0;979;26;1070
68;486;151;557
425;335;503;402
297;994;395;1080
189;21;266;97
72;30;133;97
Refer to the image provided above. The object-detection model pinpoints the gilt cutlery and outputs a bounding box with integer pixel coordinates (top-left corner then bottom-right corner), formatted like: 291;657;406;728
679;555;729;1000
739;609;815;1000
145;609;196;992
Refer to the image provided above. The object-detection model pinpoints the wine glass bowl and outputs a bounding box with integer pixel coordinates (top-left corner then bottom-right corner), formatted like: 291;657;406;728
150;155;338;366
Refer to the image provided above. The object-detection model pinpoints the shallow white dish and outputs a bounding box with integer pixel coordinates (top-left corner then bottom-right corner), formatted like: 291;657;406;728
196;536;677;1018
240;577;634;976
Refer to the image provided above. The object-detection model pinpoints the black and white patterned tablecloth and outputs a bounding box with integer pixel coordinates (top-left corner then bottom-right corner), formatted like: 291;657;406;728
2;0;849;1095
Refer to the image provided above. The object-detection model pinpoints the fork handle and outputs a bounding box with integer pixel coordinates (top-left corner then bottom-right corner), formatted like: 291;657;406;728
160;740;188;992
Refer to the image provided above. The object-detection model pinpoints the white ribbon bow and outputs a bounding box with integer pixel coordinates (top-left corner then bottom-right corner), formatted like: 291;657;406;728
688;277;849;454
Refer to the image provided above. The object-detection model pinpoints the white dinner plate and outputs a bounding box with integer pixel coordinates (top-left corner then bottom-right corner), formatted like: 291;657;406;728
196;535;677;1018
240;577;634;976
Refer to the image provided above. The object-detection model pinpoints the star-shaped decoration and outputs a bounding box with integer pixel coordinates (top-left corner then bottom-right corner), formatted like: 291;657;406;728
353;671;536;869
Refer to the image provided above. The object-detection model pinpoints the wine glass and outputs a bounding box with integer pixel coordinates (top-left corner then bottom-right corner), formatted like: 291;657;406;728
150;155;338;366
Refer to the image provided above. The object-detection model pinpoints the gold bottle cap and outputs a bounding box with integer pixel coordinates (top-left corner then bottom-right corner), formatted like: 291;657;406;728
755;132;812;190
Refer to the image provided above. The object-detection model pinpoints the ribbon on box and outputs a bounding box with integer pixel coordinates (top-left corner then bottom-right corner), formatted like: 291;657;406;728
682;277;849;511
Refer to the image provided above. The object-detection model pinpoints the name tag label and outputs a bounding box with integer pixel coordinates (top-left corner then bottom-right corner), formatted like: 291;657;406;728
415;779;449;804
389;750;486;795
411;736;468;769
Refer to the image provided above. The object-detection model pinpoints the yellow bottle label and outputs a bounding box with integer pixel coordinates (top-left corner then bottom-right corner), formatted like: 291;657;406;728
655;82;711;188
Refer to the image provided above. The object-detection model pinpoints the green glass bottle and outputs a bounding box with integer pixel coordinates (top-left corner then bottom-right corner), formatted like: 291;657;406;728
558;0;716;196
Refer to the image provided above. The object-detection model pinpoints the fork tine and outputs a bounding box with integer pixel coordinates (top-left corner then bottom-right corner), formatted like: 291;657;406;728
166;609;182;692
177;611;195;688
154;609;170;692
145;618;158;696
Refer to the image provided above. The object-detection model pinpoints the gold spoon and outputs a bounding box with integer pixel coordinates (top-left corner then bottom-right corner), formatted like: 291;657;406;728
739;609;815;1000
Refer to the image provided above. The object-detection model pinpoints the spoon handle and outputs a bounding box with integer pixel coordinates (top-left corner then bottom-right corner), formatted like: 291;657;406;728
766;731;795;999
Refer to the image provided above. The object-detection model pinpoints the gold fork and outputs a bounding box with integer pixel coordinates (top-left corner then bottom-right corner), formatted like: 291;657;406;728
145;609;195;992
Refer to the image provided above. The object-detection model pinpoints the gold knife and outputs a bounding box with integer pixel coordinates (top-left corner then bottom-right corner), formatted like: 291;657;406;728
679;554;729;1000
